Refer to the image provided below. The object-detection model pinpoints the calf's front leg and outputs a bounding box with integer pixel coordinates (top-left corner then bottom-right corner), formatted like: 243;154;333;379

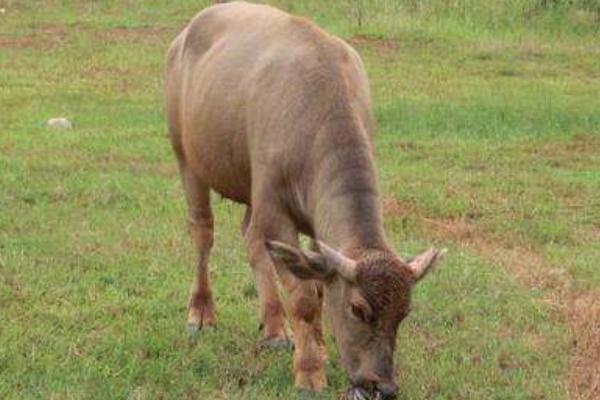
246;211;327;390
280;275;327;391
245;224;290;347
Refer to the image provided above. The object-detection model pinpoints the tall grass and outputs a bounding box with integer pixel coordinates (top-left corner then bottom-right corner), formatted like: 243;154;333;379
271;0;600;37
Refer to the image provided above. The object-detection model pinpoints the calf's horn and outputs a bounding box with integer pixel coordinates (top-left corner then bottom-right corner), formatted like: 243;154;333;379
316;241;357;282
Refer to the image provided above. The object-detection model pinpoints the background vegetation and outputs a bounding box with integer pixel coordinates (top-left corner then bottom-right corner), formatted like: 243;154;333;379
1;1;598;399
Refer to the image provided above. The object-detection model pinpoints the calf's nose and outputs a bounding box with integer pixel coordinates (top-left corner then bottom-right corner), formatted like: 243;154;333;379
376;381;398;399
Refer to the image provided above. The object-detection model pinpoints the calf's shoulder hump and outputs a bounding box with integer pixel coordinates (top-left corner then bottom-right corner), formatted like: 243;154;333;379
180;2;288;52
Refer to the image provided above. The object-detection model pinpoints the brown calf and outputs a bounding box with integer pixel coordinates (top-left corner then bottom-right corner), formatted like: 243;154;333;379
164;2;444;399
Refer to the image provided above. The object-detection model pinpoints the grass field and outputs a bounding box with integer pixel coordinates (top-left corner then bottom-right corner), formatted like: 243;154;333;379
1;1;599;399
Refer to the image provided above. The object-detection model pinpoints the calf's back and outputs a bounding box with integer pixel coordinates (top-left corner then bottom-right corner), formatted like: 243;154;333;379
165;2;374;215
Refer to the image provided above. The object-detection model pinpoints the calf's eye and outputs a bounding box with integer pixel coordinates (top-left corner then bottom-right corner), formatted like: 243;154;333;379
349;302;372;323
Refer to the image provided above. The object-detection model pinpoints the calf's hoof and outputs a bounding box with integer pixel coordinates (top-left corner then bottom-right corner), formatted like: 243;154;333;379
186;306;216;336
258;335;292;351
257;323;292;350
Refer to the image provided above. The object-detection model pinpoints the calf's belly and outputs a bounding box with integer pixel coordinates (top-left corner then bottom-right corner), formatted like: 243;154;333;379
182;126;252;205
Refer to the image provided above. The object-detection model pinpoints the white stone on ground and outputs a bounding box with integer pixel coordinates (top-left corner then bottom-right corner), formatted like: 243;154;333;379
47;118;73;129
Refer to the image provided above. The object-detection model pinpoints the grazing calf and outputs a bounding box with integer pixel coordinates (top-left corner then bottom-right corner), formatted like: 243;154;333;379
165;2;444;399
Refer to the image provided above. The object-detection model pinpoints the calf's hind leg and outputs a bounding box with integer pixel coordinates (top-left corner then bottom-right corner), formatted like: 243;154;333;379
181;168;216;332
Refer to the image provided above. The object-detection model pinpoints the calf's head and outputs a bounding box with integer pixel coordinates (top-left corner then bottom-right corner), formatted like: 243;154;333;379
266;241;444;399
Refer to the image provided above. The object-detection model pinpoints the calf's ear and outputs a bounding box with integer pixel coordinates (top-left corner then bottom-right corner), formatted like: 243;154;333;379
265;240;334;280
406;247;447;282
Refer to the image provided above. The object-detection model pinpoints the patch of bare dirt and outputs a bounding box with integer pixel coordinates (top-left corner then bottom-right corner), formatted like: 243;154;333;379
0;34;35;48
526;133;600;158
383;197;415;217
569;291;600;400
97;25;173;44
0;24;66;49
348;34;399;60
0;24;173;49
383;203;600;399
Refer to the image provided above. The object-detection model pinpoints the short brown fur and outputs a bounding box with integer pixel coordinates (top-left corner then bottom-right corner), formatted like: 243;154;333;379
165;2;442;397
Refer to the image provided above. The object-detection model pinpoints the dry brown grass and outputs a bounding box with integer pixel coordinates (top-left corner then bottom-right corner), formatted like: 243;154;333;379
0;24;173;50
348;34;399;60
0;24;66;49
97;26;174;44
569;290;600;400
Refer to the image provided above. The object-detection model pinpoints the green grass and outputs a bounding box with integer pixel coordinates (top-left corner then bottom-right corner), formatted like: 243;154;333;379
1;1;599;399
